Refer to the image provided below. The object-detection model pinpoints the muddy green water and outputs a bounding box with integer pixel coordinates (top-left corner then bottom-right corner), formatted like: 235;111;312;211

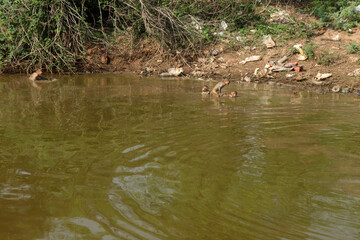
0;74;359;240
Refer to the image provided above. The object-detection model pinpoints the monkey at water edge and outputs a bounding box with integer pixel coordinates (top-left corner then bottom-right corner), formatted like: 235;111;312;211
29;69;56;82
202;85;210;95
210;79;230;96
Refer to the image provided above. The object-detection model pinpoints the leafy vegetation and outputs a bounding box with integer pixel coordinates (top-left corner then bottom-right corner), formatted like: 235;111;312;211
0;0;359;72
345;41;360;53
0;0;91;72
0;0;263;72
317;50;336;65
307;0;360;29
303;41;318;60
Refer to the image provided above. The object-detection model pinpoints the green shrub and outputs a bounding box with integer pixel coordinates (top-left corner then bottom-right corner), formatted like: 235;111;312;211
317;50;335;65
309;0;360;30
346;41;360;53
1;0;357;72
0;0;266;72
104;0;263;49
303;41;318;60
331;1;360;30
0;0;91;72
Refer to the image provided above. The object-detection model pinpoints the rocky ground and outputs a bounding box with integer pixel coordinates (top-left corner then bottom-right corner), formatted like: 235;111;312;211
83;9;360;95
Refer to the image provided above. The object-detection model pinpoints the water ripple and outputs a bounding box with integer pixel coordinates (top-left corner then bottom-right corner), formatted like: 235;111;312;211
1;76;360;239
0;184;31;200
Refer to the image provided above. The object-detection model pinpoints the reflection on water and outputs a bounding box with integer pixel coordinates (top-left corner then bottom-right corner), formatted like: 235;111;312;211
0;74;360;240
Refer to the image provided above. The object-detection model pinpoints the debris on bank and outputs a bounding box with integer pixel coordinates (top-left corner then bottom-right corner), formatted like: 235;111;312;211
332;85;341;93
93;19;360;96
332;34;340;41
240;55;262;64
262;35;276;48
348;68;360;77
159;68;184;77
293;44;307;61
269;9;291;23
266;61;304;72
341;88;351;93
315;72;332;80
331;86;352;94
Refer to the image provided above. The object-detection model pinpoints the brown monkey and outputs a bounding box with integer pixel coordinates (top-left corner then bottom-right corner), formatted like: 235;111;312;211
210;79;230;96
29;69;47;81
230;91;238;97
29;69;56;82
222;91;238;98
201;85;210;95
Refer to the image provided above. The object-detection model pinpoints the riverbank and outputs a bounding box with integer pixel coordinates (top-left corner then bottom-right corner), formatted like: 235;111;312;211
3;1;360;95
84;15;360;93
84;27;360;95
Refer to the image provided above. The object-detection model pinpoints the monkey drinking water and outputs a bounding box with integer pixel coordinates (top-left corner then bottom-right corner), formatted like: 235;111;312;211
202;85;210;95
29;69;57;82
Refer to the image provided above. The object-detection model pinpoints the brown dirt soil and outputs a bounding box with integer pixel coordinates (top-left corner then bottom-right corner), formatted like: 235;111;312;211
84;27;360;95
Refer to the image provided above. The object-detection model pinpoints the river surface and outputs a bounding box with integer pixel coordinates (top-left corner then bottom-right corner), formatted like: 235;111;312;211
0;74;359;240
